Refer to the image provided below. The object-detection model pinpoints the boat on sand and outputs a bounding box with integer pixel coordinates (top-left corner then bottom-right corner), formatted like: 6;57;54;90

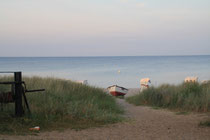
107;85;128;96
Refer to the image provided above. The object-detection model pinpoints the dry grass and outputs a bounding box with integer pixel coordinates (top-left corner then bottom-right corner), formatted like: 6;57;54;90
126;82;210;112
0;76;124;134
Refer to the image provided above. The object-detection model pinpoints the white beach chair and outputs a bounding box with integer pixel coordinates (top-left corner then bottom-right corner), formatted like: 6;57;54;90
140;78;151;92
76;80;88;85
184;77;198;83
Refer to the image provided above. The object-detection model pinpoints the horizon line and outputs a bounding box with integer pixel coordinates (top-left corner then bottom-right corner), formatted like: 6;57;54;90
0;54;210;58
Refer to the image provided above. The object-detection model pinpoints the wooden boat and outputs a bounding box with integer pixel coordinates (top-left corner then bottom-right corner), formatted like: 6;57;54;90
107;85;128;96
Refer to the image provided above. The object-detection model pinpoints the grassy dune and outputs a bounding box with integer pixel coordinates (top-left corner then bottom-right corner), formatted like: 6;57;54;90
126;82;210;112
126;82;210;126
0;77;123;134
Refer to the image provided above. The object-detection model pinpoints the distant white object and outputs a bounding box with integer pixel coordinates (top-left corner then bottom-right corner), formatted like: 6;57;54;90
201;80;208;84
118;70;121;73
76;80;88;85
184;77;198;83
140;78;151;92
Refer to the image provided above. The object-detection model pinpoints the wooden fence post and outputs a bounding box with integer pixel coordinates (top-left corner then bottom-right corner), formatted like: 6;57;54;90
14;72;23;117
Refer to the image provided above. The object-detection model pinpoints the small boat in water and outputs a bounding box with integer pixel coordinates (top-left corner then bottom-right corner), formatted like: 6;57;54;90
107;85;128;96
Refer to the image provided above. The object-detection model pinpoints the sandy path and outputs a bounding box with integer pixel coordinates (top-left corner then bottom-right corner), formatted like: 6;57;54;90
1;98;210;140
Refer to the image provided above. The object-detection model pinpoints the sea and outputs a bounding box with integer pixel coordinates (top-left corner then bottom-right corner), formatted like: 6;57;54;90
0;56;210;88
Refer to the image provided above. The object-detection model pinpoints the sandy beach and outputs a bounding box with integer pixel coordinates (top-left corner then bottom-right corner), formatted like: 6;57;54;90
126;88;141;97
1;96;210;140
1;0;210;138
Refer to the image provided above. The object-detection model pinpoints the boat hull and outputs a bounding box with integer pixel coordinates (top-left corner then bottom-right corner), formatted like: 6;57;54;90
110;91;126;96
107;85;128;96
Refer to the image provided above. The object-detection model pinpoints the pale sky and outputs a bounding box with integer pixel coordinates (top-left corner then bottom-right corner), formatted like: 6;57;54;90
0;0;210;56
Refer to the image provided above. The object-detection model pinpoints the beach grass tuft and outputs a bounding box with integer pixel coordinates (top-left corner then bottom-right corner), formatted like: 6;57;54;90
0;76;123;134
175;111;189;115
200;120;210;127
126;82;210;112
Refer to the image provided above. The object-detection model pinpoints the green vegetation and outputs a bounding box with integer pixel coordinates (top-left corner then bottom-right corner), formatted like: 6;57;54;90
151;106;161;110
200;120;210;127
175;111;189;115
126;82;210;112
126;82;210;127
0;76;123;134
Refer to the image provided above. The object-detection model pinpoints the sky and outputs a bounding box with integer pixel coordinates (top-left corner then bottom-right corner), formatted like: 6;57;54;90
0;0;210;56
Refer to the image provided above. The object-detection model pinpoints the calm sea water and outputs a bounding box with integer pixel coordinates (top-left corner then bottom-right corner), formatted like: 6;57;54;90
0;56;210;88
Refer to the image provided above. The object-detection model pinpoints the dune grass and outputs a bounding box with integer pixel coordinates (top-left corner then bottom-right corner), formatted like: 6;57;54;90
126;82;210;127
200;120;210;127
0;76;123;134
126;82;210;112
